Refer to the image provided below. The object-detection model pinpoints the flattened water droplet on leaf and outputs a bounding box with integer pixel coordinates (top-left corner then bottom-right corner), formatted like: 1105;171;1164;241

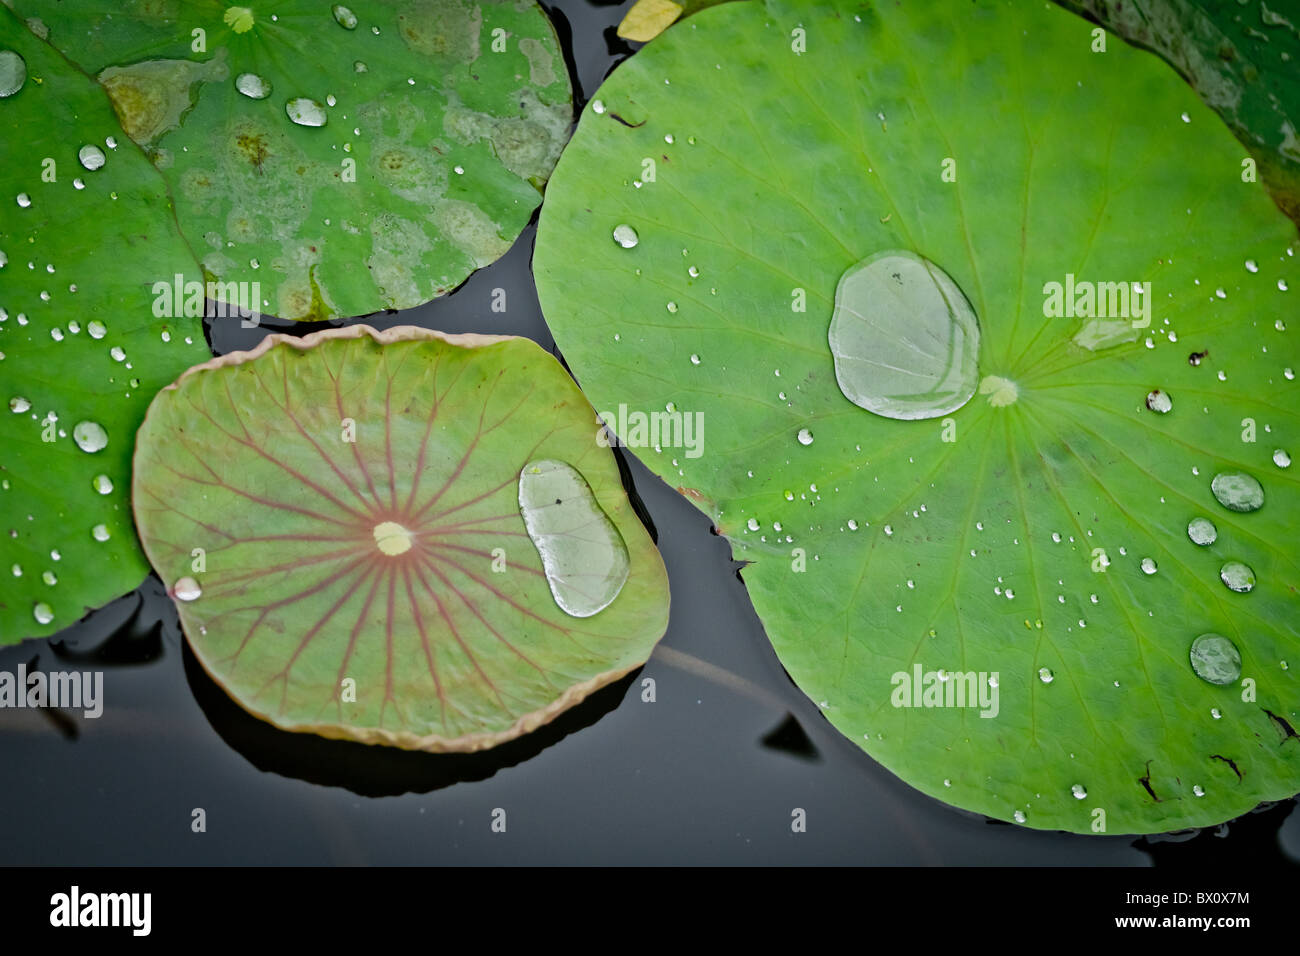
77;144;105;171
519;459;630;618
612;223;639;248
1211;471;1264;512
0;50;26;98
9;396;30;413
235;72;271;99
173;576;202;602
1141;557;1158;575
1038;666;1054;683
1187;516;1217;545
1145;389;1172;413
33;602;52;625
1189;633;1241;685
285;97;327;127
1071;784;1087;799
796;427;814;446
331;4;358;29
91;523;110;542
829;250;980;420
1273;449;1291;468
1219;560;1256;593
91;474;112;495
72;421;107;452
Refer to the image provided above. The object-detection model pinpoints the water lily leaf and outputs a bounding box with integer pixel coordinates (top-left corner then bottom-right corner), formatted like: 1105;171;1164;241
0;8;208;644
11;0;573;320
1055;0;1300;223
534;0;1300;832
131;326;669;751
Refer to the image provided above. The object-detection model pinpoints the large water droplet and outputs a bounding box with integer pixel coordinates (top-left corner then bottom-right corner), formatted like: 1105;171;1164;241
72;420;107;453
285;97;328;127
1273;449;1291;469
92;474;113;495
1189;633;1241;685
796;427;814;446
829;250;980;420
1140;557;1158;575
1145;389;1172;413
332;4;358;28
612;223;639;249
0;50;26;98
1038;666;1054;684
1187;516;1217;546
33;602;53;625
91;523;110;542
1211;471;1264;512
1071;784;1087;800
9;396;30;413
1219;560;1256;593
173;576;202;602
235;72;272;99
77;144;106;171
518;459;630;618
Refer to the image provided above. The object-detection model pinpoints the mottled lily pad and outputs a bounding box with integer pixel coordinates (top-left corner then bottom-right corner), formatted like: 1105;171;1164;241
11;0;573;319
0;8;208;644
132;326;669;751
534;0;1300;832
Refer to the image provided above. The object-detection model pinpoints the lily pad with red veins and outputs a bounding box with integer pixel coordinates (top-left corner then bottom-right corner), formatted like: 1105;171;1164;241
132;325;669;751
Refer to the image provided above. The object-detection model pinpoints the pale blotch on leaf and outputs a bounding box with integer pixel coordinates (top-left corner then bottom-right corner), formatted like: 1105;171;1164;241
518;459;630;618
829;250;981;420
223;6;255;34
979;375;1018;407
98;54;230;146
373;520;414;556
1073;318;1138;351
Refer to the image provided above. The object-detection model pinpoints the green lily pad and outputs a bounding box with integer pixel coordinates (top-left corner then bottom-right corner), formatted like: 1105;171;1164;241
0;8;208;644
11;0;573;319
534;0;1300;832
131;325;669;751
1055;0;1300;223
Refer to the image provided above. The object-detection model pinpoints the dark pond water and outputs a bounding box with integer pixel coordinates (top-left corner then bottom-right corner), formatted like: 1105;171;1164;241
0;0;1296;866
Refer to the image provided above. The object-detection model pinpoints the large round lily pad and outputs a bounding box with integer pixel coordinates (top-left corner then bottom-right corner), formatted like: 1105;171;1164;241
534;0;1300;832
0;7;208;644
12;0;573;319
132;325;670;751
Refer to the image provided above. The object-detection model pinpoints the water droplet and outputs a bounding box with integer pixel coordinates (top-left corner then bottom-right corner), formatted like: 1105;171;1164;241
1246;259;1259;273
1211;471;1264;512
1187;516;1217;546
1219;560;1255;593
746;517;759;532
353;60;368;73
1140;557;1158;575
235;72;272;99
173;576;202;602
41;570;56;586
1192;784;1205;797
16;192;31;208
91;523;110;542
110;346;125;362
331;4;358;28
689;353;700;366
9;396;30;413
87;320;106;339
33;602;53;625
72;421;107;453
1071;784;1087;800
518;460;630;618
612;223;639;249
1189;633;1241;685
666;301;678;313
92;474;113;495
1013;809;1026;824
1280;279;1290;292
847;518;858;530
1211;707;1221;719
830;250;980;419
286;97;328;127
0;49;26;98
1273;448;1291;468
1038;667;1054;683
77;144;106;171
1145;389;1172;413
796;427;814;446
590;99;605;114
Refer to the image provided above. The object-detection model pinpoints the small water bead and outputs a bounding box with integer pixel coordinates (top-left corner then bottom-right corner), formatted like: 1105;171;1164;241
33;602;53;625
1273;448;1291;468
326;94;337;107
77;144;106;171
92;474;112;495
666;301;678;313
847;518;858;530
1189;633;1242;685
1187;516;1217;545
688;266;700;278
612;224;639;249
1038;667;1054;684
50;328;63;342
1145;389;1172;413
1051;531;1062;543
1071;784;1087;800
9;396;30;413
1140;557;1158;575
42;570;56;586
72;421;107;453
0;50;27;97
331;4;358;28
1281;279;1290;292
1219;560;1255;593
173;576;202;602
797;428;814;446
235;72;272;99
1246;259;1259;273
87;320;106;339
105;136;117;150
1192;785;1205;797
1013;810;1027;824
10;564;18;576
110;346;125;361
1210;471;1265;512
746;518;759;531
353;60;368;72
16;192;31;208
91;524;110;542
1286;368;1296;380
590;99;605;114
286;97;328;127
1211;707;1221;719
